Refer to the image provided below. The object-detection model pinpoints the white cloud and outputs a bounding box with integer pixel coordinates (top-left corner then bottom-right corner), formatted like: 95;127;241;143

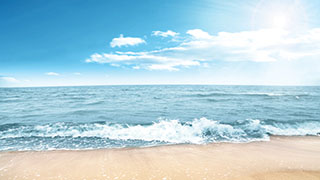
133;66;140;69
152;30;179;37
186;29;212;39
110;63;121;67
110;34;146;48
87;28;320;73
73;72;81;75
46;72;60;76
1;76;19;83
86;51;200;71
86;53;137;63
148;64;179;71
176;28;320;63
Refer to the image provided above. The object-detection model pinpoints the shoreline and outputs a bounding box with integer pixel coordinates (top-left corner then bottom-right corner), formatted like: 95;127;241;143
0;135;316;153
1;136;320;179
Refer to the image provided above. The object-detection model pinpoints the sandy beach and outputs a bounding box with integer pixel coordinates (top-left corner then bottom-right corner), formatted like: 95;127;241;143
0;136;319;180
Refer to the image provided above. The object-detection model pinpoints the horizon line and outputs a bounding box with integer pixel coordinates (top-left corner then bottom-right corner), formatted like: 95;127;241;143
1;83;319;88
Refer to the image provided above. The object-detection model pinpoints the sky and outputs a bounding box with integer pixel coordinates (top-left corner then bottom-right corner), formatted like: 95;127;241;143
1;0;320;87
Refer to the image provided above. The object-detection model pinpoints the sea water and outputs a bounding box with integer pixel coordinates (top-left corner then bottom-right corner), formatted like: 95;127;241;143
0;85;319;151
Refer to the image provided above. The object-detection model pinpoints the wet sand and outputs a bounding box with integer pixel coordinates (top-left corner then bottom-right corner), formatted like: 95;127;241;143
0;136;319;180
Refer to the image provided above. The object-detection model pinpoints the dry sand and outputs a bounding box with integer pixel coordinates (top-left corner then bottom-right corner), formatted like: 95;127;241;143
0;136;319;180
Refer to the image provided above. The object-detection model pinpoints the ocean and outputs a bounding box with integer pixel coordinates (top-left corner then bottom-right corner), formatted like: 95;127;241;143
0;85;319;151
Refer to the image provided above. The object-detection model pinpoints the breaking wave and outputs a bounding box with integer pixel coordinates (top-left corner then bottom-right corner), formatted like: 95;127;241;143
1;118;319;151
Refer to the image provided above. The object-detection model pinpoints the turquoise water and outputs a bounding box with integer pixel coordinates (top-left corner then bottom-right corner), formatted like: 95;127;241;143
0;85;319;151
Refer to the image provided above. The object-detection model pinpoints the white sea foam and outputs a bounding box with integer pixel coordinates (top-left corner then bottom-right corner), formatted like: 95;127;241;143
263;121;320;136
1;118;319;145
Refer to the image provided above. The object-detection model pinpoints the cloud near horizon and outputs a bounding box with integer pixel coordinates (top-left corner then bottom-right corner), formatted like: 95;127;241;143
46;72;60;76
110;34;146;48
0;76;19;83
86;28;320;72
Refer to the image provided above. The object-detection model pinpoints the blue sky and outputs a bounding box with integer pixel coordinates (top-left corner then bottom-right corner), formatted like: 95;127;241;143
1;0;320;87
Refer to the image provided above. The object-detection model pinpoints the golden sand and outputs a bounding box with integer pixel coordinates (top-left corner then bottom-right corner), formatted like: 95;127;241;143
0;136;319;180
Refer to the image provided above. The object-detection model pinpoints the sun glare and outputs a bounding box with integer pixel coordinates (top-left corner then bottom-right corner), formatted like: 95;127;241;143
251;0;309;31
272;15;287;29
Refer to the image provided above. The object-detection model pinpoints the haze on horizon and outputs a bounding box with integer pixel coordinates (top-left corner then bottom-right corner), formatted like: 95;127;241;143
1;0;320;87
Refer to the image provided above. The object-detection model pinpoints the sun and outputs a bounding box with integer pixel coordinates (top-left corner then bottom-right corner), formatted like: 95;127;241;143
272;14;287;29
251;0;309;31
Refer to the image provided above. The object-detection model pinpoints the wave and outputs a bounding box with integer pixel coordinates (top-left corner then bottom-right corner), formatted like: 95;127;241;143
190;92;310;98
1;118;319;145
